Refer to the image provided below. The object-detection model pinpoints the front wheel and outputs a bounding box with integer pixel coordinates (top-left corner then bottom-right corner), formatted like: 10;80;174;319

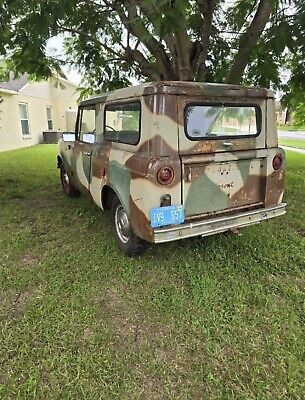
111;197;150;257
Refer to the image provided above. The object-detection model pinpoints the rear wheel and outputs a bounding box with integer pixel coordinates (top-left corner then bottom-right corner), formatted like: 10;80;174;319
60;164;80;197
111;197;150;257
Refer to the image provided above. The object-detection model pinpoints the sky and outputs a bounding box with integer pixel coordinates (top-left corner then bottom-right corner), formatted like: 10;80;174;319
46;36;82;85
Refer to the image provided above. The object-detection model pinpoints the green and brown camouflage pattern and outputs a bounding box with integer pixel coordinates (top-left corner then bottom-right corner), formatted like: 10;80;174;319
58;81;285;243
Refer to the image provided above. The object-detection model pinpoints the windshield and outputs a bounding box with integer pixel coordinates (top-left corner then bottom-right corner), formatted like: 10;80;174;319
185;104;261;140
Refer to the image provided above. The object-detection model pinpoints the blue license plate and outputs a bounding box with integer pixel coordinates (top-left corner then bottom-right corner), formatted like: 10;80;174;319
150;205;185;228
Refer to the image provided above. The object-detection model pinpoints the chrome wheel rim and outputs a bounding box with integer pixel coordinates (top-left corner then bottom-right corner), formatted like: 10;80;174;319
63;172;70;185
115;205;130;243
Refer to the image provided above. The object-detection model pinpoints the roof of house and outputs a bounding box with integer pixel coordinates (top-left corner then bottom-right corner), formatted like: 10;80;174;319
0;74;28;92
0;73;78;94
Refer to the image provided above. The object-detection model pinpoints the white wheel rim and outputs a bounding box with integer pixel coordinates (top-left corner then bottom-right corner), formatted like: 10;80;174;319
115;205;130;244
64;172;69;185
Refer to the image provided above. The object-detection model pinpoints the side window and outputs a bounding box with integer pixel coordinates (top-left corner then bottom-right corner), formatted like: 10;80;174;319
104;101;141;145
78;105;96;143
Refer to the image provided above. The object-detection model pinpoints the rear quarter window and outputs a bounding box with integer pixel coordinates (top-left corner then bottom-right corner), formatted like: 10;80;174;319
185;103;262;140
104;101;141;145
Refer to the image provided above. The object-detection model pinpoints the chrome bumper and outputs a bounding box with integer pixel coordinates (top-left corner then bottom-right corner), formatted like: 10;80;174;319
153;203;287;243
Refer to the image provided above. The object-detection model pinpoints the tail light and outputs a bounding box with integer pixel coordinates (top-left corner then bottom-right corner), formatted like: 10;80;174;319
273;154;283;170
157;166;174;185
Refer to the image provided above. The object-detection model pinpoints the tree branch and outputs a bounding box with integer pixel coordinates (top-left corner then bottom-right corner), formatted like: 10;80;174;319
136;1;182;78
226;0;274;84
56;24;123;59
172;4;193;80
124;47;160;81
135;0;193;80
163;33;178;76
194;0;218;81
114;0;176;80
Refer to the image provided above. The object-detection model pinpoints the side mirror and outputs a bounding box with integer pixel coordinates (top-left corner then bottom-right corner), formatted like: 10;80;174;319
62;132;76;142
82;133;95;144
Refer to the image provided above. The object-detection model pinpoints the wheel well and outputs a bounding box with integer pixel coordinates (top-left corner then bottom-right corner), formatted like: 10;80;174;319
101;186;117;210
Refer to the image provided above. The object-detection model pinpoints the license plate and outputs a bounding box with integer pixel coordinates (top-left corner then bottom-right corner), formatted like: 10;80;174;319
150;205;185;228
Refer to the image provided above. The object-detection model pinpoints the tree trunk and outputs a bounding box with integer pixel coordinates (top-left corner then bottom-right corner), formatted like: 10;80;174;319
226;0;274;84
194;0;218;81
173;8;193;80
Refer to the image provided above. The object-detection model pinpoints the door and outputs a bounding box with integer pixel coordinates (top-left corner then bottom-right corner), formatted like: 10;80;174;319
177;96;267;218
70;105;96;192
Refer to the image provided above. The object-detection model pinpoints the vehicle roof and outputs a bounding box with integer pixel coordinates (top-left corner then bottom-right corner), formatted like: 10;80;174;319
80;81;274;106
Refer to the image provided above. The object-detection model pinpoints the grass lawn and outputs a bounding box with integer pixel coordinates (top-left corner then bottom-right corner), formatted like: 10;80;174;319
277;125;305;131
0;145;305;399
279;138;305;150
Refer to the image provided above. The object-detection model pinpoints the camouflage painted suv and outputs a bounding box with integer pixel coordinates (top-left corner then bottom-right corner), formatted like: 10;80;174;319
57;81;286;256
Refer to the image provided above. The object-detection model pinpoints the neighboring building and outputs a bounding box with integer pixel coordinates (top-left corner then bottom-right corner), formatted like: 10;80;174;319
0;74;78;152
275;101;291;125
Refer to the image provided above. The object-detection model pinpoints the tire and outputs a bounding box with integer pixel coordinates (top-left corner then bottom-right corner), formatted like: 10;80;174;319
111;196;150;257
60;164;80;197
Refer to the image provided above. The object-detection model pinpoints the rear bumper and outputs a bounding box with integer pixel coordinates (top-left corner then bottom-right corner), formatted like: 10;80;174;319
153;203;286;243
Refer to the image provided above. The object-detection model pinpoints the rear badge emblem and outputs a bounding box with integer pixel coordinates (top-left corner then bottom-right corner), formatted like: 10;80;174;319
218;182;234;190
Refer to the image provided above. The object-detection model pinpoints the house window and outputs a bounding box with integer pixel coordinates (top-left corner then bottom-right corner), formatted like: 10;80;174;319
19;103;30;136
46;106;53;130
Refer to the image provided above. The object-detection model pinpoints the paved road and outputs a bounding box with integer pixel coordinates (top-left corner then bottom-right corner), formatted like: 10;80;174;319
281;145;305;155
278;130;305;140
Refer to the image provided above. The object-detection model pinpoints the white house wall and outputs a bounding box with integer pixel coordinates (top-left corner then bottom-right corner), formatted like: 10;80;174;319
0;93;22;151
0;78;78;152
48;78;79;132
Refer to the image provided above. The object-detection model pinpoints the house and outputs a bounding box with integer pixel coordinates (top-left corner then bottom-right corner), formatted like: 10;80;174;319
275;100;291;126
0;74;79;152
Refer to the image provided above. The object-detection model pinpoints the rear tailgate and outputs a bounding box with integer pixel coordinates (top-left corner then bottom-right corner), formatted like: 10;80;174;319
178;96;267;218
181;151;267;217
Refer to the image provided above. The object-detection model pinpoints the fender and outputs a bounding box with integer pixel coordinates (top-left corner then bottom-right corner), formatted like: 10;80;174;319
101;184;126;212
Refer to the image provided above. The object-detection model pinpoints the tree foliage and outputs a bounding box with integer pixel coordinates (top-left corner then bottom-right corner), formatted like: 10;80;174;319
0;0;304;101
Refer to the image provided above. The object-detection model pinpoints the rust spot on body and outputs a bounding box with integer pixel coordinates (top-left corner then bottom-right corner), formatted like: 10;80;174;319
129;196;153;242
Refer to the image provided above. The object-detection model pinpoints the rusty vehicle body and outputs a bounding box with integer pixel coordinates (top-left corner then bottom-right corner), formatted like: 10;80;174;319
57;81;286;256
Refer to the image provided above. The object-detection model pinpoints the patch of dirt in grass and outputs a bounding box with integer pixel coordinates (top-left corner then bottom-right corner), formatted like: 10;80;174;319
98;286;167;343
96;273;194;352
83;327;94;342
96;284;207;399
19;254;41;267
0;374;7;385
297;229;305;237
267;273;305;291
0;177;19;188
0;287;39;321
96;286;173;398
19;195;57;209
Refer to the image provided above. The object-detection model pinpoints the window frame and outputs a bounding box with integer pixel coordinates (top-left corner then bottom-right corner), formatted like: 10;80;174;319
19;102;30;136
184;102;262;141
76;105;96;143
103;100;141;146
46;106;53;130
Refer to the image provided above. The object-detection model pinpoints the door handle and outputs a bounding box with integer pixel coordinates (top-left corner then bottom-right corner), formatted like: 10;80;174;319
83;152;91;156
222;142;234;147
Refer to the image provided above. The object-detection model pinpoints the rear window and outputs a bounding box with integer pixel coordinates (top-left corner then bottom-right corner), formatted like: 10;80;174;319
185;104;261;140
